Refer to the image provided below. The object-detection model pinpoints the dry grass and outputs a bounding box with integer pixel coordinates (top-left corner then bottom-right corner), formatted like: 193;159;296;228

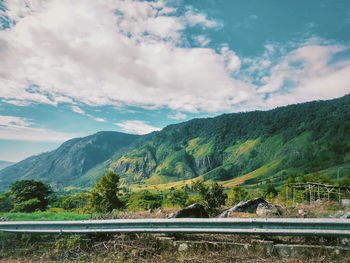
1;232;349;263
91;207;178;219
281;200;349;218
1;233;347;263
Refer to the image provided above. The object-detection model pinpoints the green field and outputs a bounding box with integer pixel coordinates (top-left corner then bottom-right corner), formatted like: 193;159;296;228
0;211;91;221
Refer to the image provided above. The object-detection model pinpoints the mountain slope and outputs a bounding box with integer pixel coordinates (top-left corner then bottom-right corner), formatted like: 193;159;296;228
1;95;349;191
110;95;350;188
0;161;14;171
0;131;140;191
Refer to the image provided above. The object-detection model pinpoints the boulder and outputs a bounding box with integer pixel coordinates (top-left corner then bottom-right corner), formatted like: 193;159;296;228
329;211;350;219
256;203;283;217
228;198;267;213
217;210;230;218
298;209;307;218
173;203;209;218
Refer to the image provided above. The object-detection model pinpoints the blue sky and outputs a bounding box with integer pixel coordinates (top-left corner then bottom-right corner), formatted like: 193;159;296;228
0;0;350;162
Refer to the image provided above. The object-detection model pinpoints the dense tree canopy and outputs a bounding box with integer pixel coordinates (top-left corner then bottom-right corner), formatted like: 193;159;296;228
87;171;123;213
9;179;52;212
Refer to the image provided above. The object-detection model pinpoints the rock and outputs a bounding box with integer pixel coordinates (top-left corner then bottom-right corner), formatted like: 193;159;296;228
256;203;283;217
167;212;175;218
228;198;267;213
217;210;230;218
298;209;307;218
173;203;209;218
156;208;163;214
330;211;350;219
178;243;189;252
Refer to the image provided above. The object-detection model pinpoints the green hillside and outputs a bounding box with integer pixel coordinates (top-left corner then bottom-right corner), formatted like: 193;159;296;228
0;132;140;191
112;95;350;189
1;95;349;191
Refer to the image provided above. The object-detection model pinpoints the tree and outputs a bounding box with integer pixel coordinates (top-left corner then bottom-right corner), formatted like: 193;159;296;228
227;185;248;205
192;181;227;212
0;192;12;212
9;179;52;212
168;189;189;207
87;171;123;213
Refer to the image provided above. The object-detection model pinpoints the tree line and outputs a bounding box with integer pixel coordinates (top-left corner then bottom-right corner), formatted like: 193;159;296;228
0;169;347;214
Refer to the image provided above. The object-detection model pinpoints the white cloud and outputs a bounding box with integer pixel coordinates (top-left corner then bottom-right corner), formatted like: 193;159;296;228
220;45;241;72
168;112;187;120
0;1;349;115
0;0;254;114
116;120;161;135
195;35;211;47
0;116;32;128
70;105;85;114
184;9;220;28
70;105;107;122
0;115;82;141
93;117;106;122
258;43;350;107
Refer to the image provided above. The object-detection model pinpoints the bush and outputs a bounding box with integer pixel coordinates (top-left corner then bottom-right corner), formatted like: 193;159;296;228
127;191;163;210
0;193;12;212
12;198;42;212
227;185;248;205
191;181;227;212
167;189;189;207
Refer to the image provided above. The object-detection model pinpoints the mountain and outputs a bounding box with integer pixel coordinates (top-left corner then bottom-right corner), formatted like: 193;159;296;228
0;131;140;191
0;161;14;171
1;95;349;191
110;95;350;190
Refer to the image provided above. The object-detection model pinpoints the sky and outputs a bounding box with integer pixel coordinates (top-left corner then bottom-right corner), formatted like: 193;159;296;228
0;0;350;162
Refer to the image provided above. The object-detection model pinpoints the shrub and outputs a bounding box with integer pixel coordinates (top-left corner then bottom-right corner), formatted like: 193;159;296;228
191;181;227;212
167;189;189;207
12;198;41;212
0;193;12;212
227;185;248;205
127;191;163;210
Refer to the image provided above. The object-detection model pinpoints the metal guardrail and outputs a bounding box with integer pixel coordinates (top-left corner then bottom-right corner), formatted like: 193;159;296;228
1;218;350;237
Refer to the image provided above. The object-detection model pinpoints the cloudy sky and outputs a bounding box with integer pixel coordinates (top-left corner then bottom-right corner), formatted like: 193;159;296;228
0;0;350;162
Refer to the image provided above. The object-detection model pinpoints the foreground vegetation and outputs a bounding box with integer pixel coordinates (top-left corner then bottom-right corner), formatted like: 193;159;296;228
0;172;349;262
0;169;348;217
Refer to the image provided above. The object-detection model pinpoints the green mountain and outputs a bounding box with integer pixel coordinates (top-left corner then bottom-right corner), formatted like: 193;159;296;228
110;95;350;190
1;95;349;191
0;132;140;191
0;161;14;171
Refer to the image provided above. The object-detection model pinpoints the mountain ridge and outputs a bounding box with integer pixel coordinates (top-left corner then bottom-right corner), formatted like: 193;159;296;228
0;161;14;171
0;131;140;190
0;95;349;191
